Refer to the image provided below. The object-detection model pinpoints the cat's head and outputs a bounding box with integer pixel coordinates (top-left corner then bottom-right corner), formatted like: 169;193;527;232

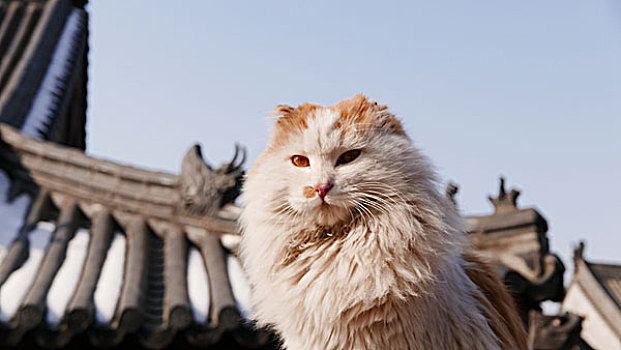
244;94;433;228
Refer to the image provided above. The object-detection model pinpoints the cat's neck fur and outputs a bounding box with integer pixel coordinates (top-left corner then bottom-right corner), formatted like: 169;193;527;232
243;192;504;349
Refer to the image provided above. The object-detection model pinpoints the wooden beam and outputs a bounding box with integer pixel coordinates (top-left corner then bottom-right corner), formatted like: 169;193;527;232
142;232;164;330
114;217;149;333
0;0;70;127
163;226;191;329
0;189;54;287
18;200;82;329
0;2;25;66
0;124;241;235
0;3;41;91
201;234;240;330
65;209;115;331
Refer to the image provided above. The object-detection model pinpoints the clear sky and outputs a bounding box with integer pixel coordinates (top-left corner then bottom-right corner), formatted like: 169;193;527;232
86;1;621;274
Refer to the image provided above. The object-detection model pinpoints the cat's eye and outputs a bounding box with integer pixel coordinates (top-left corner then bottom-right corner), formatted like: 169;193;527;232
336;149;361;166
291;155;310;167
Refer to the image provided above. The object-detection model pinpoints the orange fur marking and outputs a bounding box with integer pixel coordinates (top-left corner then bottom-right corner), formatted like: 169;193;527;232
303;186;316;198
464;252;529;350
270;95;405;148
271;103;320;147
331;94;406;136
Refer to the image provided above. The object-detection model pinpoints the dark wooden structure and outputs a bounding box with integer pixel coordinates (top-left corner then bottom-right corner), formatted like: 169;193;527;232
0;124;271;349
466;178;565;325
0;0;87;149
0;0;271;348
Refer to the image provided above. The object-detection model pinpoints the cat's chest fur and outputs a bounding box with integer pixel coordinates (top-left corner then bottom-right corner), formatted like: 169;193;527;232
277;218;426;301
277;221;408;307
248;217;500;350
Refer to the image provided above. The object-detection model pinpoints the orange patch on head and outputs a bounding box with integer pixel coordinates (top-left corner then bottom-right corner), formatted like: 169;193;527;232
303;186;316;198
268;95;405;148
271;103;321;147
330;94;405;136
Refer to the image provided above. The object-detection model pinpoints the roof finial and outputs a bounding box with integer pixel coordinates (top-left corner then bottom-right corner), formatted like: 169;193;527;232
573;241;585;266
488;176;520;213
445;182;459;207
498;177;506;197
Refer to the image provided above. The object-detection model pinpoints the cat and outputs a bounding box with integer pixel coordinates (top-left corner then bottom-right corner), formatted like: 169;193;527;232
239;94;528;350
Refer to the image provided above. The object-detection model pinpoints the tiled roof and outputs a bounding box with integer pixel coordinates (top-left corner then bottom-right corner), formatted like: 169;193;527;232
0;0;87;148
0;2;271;347
562;243;621;348
589;263;621;310
0;124;271;349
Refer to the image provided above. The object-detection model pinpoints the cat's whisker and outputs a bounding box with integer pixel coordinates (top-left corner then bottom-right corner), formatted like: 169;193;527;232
268;203;296;223
362;192;403;210
349;198;375;224
348;188;399;210
356;199;390;218
345;201;359;222
270;202;293;215
357;188;410;208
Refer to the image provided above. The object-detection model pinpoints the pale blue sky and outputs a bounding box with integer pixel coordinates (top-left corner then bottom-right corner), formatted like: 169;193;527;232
86;1;621;273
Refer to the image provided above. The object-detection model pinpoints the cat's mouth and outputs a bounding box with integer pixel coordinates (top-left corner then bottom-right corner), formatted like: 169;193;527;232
311;200;331;212
318;197;339;210
309;199;351;226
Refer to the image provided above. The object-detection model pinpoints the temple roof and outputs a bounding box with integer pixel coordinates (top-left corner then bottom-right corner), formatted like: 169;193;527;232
0;123;270;349
565;242;621;344
588;262;621;309
465;177;548;237
0;2;270;347
461;179;565;317
0;0;87;148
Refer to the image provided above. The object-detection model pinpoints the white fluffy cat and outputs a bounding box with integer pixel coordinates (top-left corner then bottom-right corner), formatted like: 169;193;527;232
240;95;527;350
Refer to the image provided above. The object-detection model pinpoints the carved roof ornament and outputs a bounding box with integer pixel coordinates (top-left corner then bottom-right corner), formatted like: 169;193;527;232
180;143;245;216
488;177;520;213
445;182;459;206
573;241;585;260
573;240;586;270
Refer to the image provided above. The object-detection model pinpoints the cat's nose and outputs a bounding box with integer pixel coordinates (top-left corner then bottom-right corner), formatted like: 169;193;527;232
315;183;333;200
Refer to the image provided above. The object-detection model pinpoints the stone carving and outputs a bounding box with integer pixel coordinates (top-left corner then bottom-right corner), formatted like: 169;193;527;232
572;241;586;271
180;144;245;216
445;182;459;206
488;177;520;213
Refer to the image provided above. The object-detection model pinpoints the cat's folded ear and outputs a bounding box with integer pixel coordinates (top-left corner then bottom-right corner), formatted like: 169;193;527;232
269;104;311;147
336;94;406;136
272;104;295;118
376;110;406;136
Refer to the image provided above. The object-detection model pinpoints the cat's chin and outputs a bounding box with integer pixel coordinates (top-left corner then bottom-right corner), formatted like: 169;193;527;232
309;203;350;226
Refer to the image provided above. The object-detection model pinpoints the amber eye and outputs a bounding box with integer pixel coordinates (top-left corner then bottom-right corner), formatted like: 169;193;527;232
291;155;310;167
336;149;361;165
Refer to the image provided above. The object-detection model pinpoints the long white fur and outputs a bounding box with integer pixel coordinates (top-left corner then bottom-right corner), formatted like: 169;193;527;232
240;106;503;349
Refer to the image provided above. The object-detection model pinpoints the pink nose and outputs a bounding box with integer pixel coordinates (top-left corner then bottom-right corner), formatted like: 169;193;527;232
315;183;333;200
